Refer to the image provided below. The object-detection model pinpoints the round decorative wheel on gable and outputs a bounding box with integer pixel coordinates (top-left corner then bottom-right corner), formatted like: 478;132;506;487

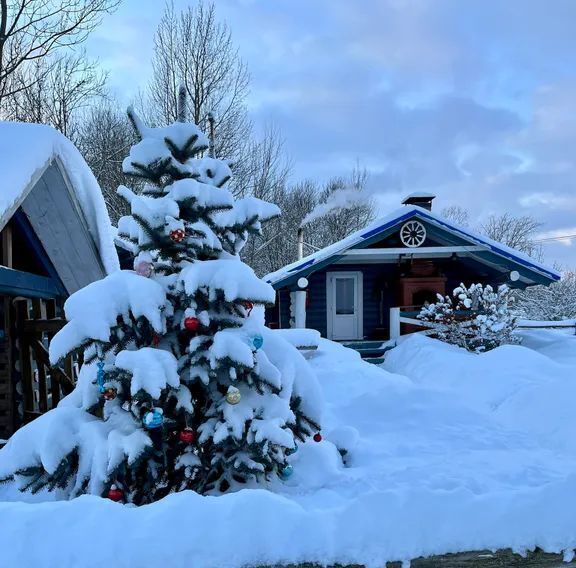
400;220;427;248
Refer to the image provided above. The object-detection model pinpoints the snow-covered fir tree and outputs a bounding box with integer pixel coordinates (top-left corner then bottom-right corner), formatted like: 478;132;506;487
419;283;518;353
0;91;322;504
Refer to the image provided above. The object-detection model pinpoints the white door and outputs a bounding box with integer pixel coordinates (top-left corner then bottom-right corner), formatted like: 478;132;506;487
327;272;363;340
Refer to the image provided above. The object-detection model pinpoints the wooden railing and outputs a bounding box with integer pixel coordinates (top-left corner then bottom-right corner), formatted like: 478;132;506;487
14;298;77;425
516;319;576;334
390;307;576;340
389;306;434;339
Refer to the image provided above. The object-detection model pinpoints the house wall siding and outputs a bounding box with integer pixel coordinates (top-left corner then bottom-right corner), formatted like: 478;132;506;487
268;258;509;339
279;263;400;339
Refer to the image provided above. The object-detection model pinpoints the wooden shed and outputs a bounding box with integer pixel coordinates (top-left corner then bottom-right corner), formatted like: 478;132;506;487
0;122;118;439
264;194;560;344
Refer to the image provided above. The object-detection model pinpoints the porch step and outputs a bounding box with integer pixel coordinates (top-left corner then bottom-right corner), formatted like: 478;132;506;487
341;341;394;365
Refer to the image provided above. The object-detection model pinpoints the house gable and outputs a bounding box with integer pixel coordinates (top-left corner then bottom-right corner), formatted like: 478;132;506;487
265;206;560;289
19;162;107;295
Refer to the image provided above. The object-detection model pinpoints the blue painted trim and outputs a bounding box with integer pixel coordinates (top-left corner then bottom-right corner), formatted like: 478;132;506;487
286;258;315;273
359;210;417;240
12;209;67;296
0;266;63;298
413;209;561;282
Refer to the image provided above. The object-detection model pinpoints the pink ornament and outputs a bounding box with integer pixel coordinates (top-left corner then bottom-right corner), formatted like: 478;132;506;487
135;261;153;278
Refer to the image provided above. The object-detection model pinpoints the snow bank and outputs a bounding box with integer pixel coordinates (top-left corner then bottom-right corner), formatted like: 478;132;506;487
385;332;576;450
0;121;119;274
2;331;576;566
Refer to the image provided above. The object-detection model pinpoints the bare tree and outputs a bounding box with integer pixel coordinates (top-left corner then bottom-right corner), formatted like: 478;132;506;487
481;213;543;259
0;0;119;102
3;51;107;138
441;205;470;227
146;1;250;160
248;166;376;276
75;99;136;223
515;269;576;320
306;165;375;249
233;124;291;199
249;180;318;276
239;126;292;271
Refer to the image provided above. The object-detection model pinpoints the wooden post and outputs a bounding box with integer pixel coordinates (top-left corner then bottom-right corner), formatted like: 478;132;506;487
390;307;401;340
0;225;13;436
15;300;35;419
32;299;48;413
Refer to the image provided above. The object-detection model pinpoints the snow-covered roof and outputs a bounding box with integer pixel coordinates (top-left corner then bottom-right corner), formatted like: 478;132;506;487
402;191;436;199
265;205;561;287
0;122;119;274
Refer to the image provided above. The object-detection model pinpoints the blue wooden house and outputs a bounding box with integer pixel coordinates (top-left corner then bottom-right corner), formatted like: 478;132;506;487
264;194;559;344
0;122;118;438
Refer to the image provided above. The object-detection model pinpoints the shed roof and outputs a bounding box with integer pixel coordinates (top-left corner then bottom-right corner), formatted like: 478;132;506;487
0;122;119;276
265;205;561;288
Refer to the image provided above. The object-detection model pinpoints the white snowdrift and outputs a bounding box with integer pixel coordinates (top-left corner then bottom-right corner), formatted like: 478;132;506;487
1;330;576;567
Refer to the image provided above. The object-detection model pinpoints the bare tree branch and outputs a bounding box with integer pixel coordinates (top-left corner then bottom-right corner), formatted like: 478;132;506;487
75;98;136;223
481;212;543;260
145;0;250;161
2;50;107;138
0;0;120;102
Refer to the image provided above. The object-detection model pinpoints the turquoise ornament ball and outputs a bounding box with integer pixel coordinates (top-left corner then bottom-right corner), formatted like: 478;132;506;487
143;408;164;429
280;464;294;479
252;334;264;350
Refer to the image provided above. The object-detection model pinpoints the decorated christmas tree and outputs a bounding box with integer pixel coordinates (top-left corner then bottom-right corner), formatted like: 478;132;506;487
0;91;322;505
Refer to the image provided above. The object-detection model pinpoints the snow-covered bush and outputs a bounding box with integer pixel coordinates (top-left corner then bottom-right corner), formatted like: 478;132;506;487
419;283;518;353
514;270;576;321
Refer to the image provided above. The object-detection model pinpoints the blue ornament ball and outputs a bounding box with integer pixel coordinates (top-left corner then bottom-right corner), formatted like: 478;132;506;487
143;408;164;429
280;464;294;479
252;334;264;350
96;361;105;392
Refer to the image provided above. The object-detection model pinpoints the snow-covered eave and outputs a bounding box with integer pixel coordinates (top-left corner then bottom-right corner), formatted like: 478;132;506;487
0;121;119;275
0;154;51;235
265;206;561;288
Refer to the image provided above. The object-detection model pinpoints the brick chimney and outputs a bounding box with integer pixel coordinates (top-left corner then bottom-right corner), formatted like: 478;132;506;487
401;192;436;211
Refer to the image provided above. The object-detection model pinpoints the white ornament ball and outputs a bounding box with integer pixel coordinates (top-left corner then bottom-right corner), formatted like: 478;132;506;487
226;387;241;405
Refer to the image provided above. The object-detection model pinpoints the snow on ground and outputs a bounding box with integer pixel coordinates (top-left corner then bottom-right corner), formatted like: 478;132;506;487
1;330;576;567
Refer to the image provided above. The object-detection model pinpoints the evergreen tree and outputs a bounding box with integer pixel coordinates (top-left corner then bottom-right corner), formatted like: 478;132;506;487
0;91;321;504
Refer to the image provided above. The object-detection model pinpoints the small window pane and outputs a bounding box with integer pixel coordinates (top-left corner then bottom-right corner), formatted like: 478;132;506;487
336;278;355;315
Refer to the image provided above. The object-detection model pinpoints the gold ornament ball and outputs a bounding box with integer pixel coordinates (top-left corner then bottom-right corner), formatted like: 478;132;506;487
226;388;241;405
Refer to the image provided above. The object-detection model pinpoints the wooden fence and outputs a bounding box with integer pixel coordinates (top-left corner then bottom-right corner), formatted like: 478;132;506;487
389;307;576;340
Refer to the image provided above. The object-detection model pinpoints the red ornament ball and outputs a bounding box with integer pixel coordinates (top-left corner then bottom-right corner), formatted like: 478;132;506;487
107;485;123;502
103;387;117;401
152;333;160;347
179;428;195;444
169;228;186;243
241;300;254;312
184;316;200;331
313;433;322;443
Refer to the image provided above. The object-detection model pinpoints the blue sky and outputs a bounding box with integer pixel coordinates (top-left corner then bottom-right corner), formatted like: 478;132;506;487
86;0;576;267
